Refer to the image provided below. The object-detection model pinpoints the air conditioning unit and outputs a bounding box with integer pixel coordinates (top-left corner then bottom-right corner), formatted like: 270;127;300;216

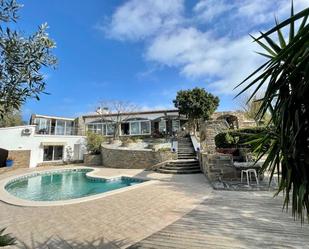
22;128;32;135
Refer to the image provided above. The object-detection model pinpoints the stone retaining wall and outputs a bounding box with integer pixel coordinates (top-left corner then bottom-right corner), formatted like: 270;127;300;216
102;146;176;169
8;150;30;169
84;154;102;166
200;153;238;181
200;120;229;153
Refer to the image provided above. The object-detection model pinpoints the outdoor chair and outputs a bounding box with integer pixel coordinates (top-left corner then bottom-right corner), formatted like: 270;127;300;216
241;168;259;186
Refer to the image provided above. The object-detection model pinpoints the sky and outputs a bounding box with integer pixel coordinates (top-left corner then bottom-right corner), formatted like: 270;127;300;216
17;0;308;120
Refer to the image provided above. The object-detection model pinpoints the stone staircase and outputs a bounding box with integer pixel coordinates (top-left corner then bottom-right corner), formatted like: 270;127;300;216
156;136;201;174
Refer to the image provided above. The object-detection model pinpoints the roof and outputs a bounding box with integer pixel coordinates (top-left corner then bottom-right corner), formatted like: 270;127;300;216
82;109;179;118
31;114;75;121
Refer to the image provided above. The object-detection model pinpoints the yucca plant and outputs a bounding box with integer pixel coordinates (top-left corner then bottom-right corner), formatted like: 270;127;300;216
0;228;16;247
236;3;309;222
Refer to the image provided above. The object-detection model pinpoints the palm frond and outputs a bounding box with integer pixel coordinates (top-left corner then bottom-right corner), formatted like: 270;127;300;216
236;4;309;223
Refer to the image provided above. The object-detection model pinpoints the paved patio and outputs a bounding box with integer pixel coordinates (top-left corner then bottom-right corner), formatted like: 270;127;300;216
0;166;308;249
0;166;210;249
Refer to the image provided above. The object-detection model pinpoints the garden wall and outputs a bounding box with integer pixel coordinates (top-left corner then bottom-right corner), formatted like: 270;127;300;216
84;154;102;166
199;120;229;153
8;150;31;169
200;152;238;181
101;146;176;169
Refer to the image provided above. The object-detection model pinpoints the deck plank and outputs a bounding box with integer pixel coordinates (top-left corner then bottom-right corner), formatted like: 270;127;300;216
129;191;309;249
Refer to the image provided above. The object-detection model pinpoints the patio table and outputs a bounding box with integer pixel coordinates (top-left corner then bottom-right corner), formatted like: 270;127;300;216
233;161;264;184
233;161;263;170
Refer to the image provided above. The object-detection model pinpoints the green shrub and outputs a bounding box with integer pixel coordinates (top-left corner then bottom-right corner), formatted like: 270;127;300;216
215;127;267;149
157;147;171;152
121;137;135;147
86;132;104;154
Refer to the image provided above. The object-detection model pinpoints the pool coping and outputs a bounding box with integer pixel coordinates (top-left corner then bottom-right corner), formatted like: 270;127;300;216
0;167;157;207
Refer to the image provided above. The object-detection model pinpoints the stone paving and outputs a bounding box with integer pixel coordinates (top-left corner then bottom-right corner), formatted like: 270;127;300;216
0;166;308;249
0;166;210;249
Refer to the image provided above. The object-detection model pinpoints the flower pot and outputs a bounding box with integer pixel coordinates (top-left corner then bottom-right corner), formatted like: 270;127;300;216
6;159;14;167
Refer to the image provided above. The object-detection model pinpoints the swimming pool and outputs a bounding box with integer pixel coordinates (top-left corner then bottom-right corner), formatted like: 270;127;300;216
5;168;146;202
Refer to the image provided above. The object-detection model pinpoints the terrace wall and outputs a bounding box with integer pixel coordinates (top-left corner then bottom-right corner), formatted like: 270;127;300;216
0;150;31;174
84;154;102;166
200;153;238;181
101;146;176;169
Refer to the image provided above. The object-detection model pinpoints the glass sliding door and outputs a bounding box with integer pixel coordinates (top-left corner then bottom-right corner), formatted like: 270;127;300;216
159;119;166;133
43;146;53;161
35;118;50;134
106;123;114;136
130;121;140;135
53;146;64;160
65;121;74;135
56;120;65;135
141;121;150;134
172;120;180;132
43;146;63;161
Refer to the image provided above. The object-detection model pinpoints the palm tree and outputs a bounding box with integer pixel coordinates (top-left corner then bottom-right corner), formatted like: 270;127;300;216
0;228;16;247
236;4;309;222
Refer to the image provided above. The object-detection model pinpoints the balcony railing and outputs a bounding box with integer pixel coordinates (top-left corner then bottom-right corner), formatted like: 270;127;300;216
35;126;83;136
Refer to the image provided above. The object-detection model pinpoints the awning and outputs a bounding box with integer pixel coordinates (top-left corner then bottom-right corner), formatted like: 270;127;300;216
41;142;67;146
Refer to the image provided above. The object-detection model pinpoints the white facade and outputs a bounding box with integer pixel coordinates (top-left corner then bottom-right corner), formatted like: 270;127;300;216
0;125;86;168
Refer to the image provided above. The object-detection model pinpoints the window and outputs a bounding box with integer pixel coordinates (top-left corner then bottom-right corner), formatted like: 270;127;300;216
43;146;63;161
87;124;95;133
141;121;150;134
172;120;180;132
56;120;65;135
65;121;74;135
53;146;63;160
87;122;114;136
159;119;166;133
34;118;50;134
130;121;140;135
106;123;114;136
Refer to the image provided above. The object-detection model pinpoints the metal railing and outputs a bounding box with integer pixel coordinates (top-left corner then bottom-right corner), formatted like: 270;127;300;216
35;126;83;136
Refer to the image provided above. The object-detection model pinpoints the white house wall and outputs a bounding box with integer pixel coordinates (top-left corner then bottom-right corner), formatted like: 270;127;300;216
0;125;86;168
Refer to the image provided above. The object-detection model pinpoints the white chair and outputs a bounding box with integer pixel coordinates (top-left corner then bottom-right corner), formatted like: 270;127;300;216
241;169;259;186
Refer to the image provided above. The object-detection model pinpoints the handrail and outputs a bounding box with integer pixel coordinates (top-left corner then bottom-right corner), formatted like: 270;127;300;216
190;134;200;152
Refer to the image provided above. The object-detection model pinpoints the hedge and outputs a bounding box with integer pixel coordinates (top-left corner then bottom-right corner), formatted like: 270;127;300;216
214;127;267;149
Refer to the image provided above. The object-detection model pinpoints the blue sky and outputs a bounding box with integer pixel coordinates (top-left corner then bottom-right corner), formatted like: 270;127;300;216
18;0;308;120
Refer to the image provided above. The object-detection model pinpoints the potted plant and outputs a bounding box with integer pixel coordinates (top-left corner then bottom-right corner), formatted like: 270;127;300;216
6;157;14;167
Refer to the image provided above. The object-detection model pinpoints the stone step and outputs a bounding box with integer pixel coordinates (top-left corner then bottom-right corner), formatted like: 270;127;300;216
163;166;200;171
164;163;199;168
157;168;202;174
166;162;199;167
168;159;198;164
178;152;195;155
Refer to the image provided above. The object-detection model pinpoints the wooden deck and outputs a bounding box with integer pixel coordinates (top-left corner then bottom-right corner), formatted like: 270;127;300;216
129;191;309;249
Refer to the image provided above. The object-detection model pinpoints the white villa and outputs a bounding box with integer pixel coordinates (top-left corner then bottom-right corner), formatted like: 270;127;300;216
0;109;251;168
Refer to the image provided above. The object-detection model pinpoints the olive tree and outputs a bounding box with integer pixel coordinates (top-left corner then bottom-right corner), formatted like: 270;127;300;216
0;0;56;245
0;0;57;117
173;87;219;133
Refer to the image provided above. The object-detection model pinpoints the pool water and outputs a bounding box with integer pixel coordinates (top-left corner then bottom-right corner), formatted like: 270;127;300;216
5;169;145;201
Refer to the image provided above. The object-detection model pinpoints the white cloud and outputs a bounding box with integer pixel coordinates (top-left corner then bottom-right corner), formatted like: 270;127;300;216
193;0;233;22
103;0;309;95
146;27;264;94
104;0;184;41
